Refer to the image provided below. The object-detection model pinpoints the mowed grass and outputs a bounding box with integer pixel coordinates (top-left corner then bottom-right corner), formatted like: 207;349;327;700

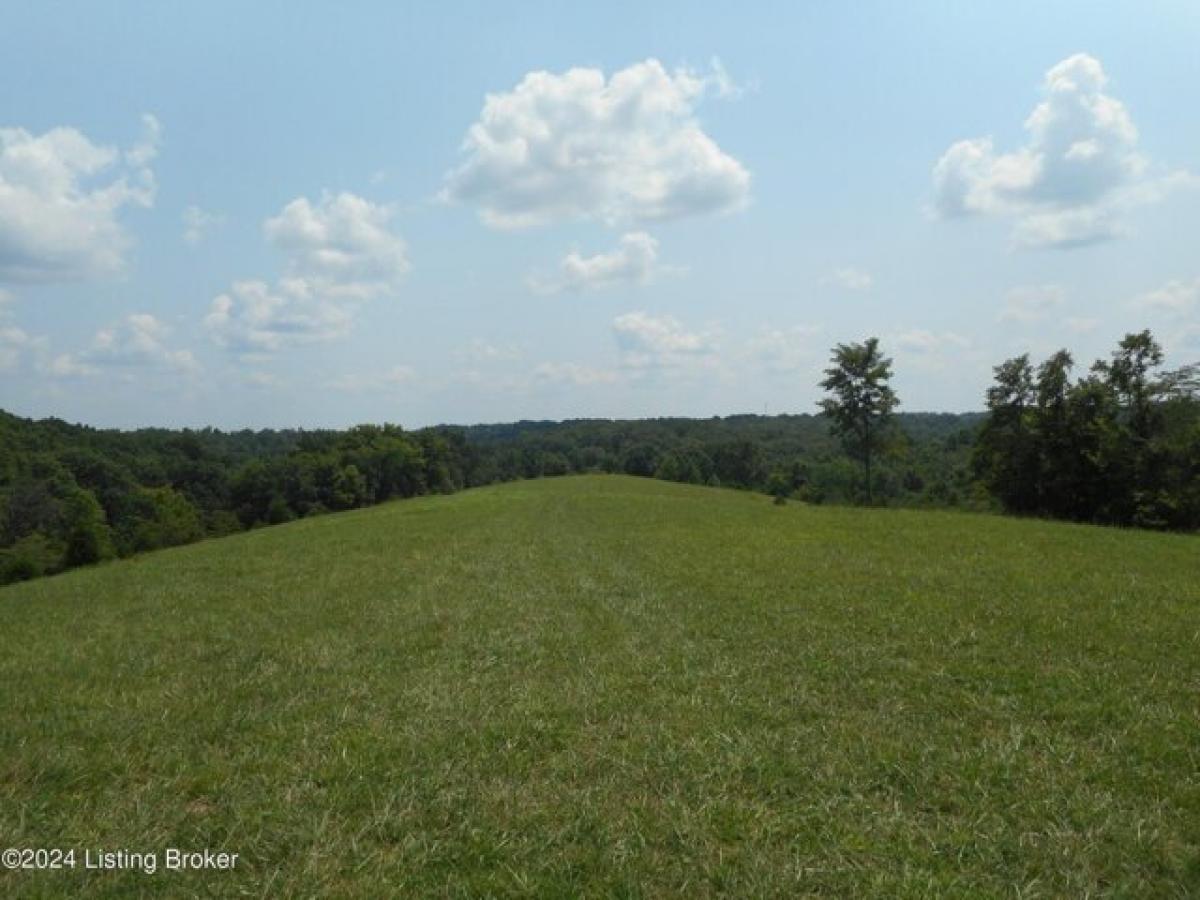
1;475;1198;897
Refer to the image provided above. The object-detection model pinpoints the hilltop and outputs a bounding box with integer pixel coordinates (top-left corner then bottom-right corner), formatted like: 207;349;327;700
1;407;981;585
1;476;1197;896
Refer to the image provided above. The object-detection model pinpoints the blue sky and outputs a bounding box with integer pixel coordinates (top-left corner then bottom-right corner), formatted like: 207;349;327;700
2;1;1198;428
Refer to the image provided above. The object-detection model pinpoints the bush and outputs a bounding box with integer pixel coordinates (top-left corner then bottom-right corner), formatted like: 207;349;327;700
205;509;244;537
1;532;64;583
62;490;114;567
266;496;295;525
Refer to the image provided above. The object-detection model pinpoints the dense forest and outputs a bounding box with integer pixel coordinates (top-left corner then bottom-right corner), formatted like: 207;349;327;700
974;331;1200;530
0;408;979;584
2;329;1196;586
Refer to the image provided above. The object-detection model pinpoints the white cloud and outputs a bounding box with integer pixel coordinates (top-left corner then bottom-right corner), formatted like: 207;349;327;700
529;231;675;294
1133;277;1199;316
47;313;198;378
264;192;410;300
208;192;408;358
0;115;159;282
932;54;1187;248
893;329;971;354
328;365;417;393
889;329;974;374
707;56;747;101
125;114;162;169
744;325;822;374
0;307;54;374
44;352;96;378
205;279;352;355
998;284;1065;324
824;267;874;291
531;361;619;386
182;205;224;245
0;324;38;372
443;59;750;229
612;310;717;370
453;359;622;392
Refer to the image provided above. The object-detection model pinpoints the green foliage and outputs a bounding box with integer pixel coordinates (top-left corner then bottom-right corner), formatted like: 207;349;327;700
765;469;792;500
204;509;243;538
62;489;113;567
0;405;984;585
0;531;62;582
818;337;900;503
621;442;660;477
329;464;368;510
120;487;204;553
975;330;1200;529
712;439;768;488
655;444;714;485
265;495;295;525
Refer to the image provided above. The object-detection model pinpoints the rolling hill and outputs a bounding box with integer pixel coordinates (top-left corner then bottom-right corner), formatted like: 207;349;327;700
1;475;1198;896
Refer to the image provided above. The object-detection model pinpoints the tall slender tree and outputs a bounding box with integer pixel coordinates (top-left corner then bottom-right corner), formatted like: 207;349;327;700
974;354;1037;513
818;337;899;504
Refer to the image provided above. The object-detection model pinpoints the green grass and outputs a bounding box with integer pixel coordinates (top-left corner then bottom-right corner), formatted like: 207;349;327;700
1;475;1198;897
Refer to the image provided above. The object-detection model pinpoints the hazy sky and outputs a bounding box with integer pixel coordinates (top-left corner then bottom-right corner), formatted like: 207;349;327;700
2;1;1198;428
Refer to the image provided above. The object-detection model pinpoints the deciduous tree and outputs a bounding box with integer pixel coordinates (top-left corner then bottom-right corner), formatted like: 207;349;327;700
818;338;899;504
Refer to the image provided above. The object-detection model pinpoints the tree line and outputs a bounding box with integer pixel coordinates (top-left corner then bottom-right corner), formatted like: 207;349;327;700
0;409;976;584
972;331;1199;529
2;326;1194;585
817;329;1199;530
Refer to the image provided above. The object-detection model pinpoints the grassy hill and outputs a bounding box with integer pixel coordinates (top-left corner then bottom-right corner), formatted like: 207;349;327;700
1;475;1197;897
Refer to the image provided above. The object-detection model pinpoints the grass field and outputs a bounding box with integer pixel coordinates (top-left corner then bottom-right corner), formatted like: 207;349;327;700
1;474;1198;897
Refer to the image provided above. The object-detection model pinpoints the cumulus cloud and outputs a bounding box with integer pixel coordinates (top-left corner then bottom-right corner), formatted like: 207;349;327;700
1133;277;1199;316
612;310;717;370
205;279;353;355
529;232;676;294
0;324;40;372
48;313;197;378
44;353;96;378
824;267;874;291
998;284;1065;324
932;54;1187;248
744;325;822;374
125;114;162;169
443;59;750;229
0;115;160;282
207;192;408;357
888;329;973;373
182;205;224;245
264;192;410;300
0;293;53;374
